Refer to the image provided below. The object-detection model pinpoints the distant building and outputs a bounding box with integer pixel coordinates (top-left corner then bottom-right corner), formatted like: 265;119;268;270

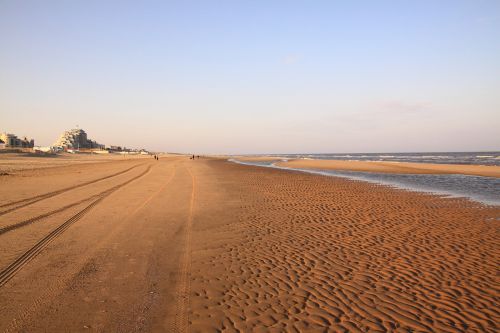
106;145;122;151
53;128;104;150
0;133;34;148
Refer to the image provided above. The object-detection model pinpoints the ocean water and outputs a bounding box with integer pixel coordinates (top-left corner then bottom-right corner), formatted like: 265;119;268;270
229;158;500;206
255;152;500;166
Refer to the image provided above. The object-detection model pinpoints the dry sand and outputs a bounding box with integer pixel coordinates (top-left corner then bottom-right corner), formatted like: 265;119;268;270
0;155;498;332
273;159;500;178
0;152;151;174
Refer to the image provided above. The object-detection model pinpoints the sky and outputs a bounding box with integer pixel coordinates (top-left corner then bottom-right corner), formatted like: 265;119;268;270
1;0;499;154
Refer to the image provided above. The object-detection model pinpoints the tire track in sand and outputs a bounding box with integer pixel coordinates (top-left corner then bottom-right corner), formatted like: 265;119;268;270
0;164;142;217
1;163;179;333
0;163;170;235
0;194;99;235
130;166;177;217
172;167;196;333
0;165;152;288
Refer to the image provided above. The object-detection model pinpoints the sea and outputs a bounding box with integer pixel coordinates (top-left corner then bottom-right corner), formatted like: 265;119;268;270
257;152;500;166
229;152;500;206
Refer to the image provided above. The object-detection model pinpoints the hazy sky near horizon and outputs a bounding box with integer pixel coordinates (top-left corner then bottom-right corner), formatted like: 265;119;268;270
1;0;499;154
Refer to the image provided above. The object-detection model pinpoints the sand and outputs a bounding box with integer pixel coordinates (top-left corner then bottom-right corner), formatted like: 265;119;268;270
0;155;498;332
0;152;151;174
272;159;500;178
232;156;285;162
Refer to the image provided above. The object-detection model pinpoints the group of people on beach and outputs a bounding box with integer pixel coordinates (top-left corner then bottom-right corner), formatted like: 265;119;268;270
152;154;199;160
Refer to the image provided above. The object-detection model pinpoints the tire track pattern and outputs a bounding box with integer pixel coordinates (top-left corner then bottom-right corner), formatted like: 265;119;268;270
173;168;196;333
0;164;141;217
0;194;99;235
0;165;152;288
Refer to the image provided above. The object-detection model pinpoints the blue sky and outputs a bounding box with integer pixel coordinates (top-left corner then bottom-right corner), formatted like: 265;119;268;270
1;0;499;153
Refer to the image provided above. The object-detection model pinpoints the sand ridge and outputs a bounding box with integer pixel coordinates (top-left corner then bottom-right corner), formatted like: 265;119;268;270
274;159;500;178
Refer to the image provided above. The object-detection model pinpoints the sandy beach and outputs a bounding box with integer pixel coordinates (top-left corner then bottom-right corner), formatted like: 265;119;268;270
269;159;500;178
0;155;498;332
0;152;153;174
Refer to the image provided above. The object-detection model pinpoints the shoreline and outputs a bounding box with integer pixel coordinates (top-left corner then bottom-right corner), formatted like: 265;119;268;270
233;157;500;178
229;158;500;206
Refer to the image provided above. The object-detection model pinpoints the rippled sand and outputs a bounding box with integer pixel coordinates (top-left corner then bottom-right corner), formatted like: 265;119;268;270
190;161;499;332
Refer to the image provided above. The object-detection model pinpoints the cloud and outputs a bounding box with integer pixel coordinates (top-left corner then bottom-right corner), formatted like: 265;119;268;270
282;54;302;65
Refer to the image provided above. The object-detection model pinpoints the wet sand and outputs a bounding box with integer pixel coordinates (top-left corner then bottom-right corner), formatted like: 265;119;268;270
232;156;284;162
0;156;498;332
273;159;500;178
